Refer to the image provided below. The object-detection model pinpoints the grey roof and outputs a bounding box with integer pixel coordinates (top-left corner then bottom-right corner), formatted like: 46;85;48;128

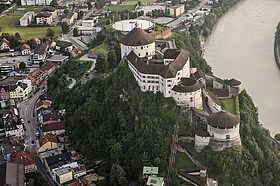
46;152;71;166
207;111;240;128
126;49;189;78
42;7;56;12
172;78;201;93
120;27;155;46
225;78;241;87
42;112;62;123
36;12;52;18
55;166;72;175
213;76;223;84
163;49;181;59
6;162;24;186
47;55;68;62
56;41;73;48
195;129;210;137
34;43;48;55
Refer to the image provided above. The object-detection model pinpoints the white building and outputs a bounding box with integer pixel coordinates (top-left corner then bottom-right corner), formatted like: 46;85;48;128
17;79;33;95
19;11;34;26
77;19;100;35
21;0;52;6
122;27;203;108
20;44;31;55
195;110;241;152
36;12;53;25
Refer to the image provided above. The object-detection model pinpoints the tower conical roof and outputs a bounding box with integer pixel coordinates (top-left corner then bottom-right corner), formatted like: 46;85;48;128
120;27;155;46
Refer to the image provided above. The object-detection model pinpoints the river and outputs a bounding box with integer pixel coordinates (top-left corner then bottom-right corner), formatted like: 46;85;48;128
204;0;280;135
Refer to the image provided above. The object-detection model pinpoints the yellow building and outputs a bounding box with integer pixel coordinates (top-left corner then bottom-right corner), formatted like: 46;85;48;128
9;83;29;100
73;164;87;178
38;133;58;153
54;167;73;185
169;4;185;17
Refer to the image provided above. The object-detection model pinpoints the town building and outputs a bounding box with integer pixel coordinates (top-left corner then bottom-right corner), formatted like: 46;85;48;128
56;41;74;52
72;164;86;178
11;150;37;173
3;110;25;139
42;7;57;19
42;121;66;135
122;27;203;109
20;44;31;55
32;43;49;63
21;0;52;6
0;38;10;50
38;133;58;153
62;12;76;25
1;63;14;74
54;166;74;185
169;4;185;17
46;55;69;65
19;11;34;26
9;82;30;100
40;61;56;76
195;110;241;152
71;48;82;57
36;12;53;25
1;162;25;186
143;166;159;178
36;99;52;110
147;175;164;186
44;152;72;174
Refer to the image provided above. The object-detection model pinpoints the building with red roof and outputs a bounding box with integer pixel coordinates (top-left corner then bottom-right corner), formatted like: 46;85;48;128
38;133;58;153
0;38;10;50
40;61;56;76
42;121;66;136
11;150;37;173
36;100;52;111
20;44;31;56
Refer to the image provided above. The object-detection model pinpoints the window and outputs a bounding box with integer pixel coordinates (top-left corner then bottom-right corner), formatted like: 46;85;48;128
226;135;230;139
141;46;143;50
139;53;141;56
146;52;148;55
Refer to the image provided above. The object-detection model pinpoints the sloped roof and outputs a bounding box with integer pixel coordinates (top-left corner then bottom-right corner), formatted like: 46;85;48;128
36;100;51;109
126;49;189;79
11;150;35;166
0;38;10;46
120;27;155;46
40;61;55;72
207;111;239;128
225;78;241;87
212;88;229;98
39;133;57;147
20;44;30;51
42;121;66;132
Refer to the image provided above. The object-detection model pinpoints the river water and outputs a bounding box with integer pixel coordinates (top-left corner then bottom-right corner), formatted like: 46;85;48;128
204;0;280;135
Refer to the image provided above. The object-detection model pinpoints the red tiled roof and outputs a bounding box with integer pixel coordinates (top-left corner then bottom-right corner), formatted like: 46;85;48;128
0;38;10;46
20;44;31;51
42;121;66;132
35;37;41;44
11;150;35;166
36;100;51;109
40;62;55;72
38;133;57;146
72;48;82;54
2;109;11;117
26;75;36;84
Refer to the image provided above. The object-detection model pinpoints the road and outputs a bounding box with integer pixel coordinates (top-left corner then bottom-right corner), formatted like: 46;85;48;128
166;0;209;29
66;74;76;89
18;80;56;185
61;8;96;50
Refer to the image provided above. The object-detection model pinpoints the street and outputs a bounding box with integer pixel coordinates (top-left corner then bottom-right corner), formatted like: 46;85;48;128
166;0;209;29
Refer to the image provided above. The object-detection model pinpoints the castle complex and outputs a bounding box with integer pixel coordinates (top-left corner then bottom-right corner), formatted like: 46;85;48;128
120;25;242;152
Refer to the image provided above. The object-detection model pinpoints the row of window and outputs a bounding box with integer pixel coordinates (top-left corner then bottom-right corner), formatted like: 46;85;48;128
143;86;159;91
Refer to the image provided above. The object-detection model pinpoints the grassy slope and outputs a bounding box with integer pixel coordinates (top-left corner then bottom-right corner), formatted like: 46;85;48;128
0;15;62;40
220;98;236;114
12;6;43;13
99;5;136;11
174;152;195;170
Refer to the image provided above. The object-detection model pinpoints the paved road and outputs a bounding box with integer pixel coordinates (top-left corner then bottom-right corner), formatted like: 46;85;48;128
166;0;209;29
66;74;76;89
61;8;96;50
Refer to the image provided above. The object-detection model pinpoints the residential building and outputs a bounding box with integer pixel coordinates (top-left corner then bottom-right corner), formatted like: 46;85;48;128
71;48;82;57
73;164;86;178
9;82;30;100
36;12;53;25
32;43;49;63
40;61;56;75
17;79;33;95
0;38;10;50
62;12;76;25
1;63;14;74
46;55;69;65
19;11;34;26
38;133;58;153
26;69;44;86
3;111;25;139
36;99;52;110
20;44;31;55
121;27;202;109
143;166;159;178
1;162;25;186
42;121;66;135
11;150;37;173
56;41;74;52
147;175;164;186
44;152;72;174
41;112;62;125
21;0;52;6
42;7;57;19
169;4;185;17
54;166;74;185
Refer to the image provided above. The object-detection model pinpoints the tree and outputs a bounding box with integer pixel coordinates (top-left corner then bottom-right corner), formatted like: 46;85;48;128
78;11;84;20
108;50;117;68
61;22;69;34
110;164;128;186
46;28;55;38
15;32;21;40
19;62;26;71
50;0;58;7
275;133;280;141
73;28;78;37
95;54;108;73
26;39;37;49
87;0;93;9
